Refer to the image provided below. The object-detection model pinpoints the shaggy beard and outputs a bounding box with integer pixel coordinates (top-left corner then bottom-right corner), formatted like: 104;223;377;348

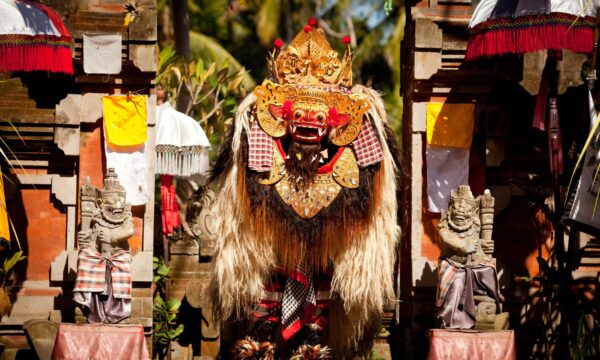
286;141;323;189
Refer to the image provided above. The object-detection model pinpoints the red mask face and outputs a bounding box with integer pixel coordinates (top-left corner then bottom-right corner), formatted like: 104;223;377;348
269;100;351;143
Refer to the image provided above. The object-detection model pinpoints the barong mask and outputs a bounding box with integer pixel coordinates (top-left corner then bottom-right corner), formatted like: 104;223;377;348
253;27;374;218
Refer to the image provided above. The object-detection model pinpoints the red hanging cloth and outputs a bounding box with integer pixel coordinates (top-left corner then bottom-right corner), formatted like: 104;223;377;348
160;175;181;235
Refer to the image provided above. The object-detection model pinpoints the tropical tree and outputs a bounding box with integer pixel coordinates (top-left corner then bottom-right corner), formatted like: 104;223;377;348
157;0;405;145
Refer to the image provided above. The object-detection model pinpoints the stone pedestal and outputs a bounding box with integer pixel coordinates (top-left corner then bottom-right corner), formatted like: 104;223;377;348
427;329;516;360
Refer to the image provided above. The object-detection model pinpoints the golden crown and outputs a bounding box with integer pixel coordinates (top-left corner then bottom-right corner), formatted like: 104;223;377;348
268;26;353;88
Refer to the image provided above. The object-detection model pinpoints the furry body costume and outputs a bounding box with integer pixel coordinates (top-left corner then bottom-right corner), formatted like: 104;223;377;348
211;25;400;358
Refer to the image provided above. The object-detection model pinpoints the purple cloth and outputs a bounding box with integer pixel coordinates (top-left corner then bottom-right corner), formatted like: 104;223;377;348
436;258;500;329
74;259;131;324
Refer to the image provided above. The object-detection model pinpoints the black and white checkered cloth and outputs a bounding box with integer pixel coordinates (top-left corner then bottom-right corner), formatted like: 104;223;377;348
281;268;315;340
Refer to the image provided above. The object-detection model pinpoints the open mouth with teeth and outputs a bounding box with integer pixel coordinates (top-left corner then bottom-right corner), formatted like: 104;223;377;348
288;121;327;143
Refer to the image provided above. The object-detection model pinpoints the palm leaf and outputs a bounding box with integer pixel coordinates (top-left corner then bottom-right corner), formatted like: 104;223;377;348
8;218;21;252
383;10;405;96
189;31;256;90
592;163;600;216
256;0;281;47
354;26;383;70
565;111;600;203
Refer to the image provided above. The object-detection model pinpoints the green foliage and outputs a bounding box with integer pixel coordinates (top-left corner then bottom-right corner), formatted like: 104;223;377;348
152;257;183;356
256;0;282;46
153;295;184;345
0;250;26;318
368;350;386;360
158;1;406;149
522;256;600;358
571;312;599;360
157;46;249;149
188;31;256;90
152;256;169;291
0;251;26;288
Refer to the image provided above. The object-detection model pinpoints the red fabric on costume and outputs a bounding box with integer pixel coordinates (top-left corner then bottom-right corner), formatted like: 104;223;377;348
252;268;332;341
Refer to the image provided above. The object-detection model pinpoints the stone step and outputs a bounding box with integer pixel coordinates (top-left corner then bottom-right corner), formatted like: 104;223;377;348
0;125;54;133
0;134;53;141
0;108;54;116
572;270;600;280
0;79;29;95
0;101;36;109
0;79;25;86
2;95;31;101
71;23;127;35
0;109;55;125
74;11;127;23
87;4;133;14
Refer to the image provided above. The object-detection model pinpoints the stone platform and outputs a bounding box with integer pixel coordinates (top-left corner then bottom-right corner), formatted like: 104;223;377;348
427;329;516;360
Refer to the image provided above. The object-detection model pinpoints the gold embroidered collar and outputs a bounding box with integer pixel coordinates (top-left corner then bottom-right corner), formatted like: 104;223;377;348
260;142;359;219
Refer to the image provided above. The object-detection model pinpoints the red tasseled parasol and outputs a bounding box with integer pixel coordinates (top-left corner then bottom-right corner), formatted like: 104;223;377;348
0;0;73;74
466;0;597;60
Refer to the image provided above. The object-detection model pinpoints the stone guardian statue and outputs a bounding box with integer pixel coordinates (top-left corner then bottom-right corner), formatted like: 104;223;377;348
436;185;509;330
73;168;134;324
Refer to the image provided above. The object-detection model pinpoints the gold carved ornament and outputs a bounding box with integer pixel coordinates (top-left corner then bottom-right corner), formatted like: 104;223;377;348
260;145;359;219
270;26;353;88
253;24;370;146
253;80;370;146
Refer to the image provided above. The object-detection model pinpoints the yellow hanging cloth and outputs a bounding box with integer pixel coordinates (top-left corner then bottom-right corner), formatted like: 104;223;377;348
0;171;10;241
426;102;475;149
102;95;148;147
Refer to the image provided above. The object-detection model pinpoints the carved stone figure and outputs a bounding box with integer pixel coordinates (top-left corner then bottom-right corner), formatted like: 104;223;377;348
73;169;134;324
436;185;509;330
186;186;216;256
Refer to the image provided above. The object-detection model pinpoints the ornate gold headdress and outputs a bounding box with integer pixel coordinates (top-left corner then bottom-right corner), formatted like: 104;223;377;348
268;27;353;88
254;26;368;146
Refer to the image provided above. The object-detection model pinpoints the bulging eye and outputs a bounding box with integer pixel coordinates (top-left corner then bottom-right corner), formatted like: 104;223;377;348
315;112;326;122
294;110;304;119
